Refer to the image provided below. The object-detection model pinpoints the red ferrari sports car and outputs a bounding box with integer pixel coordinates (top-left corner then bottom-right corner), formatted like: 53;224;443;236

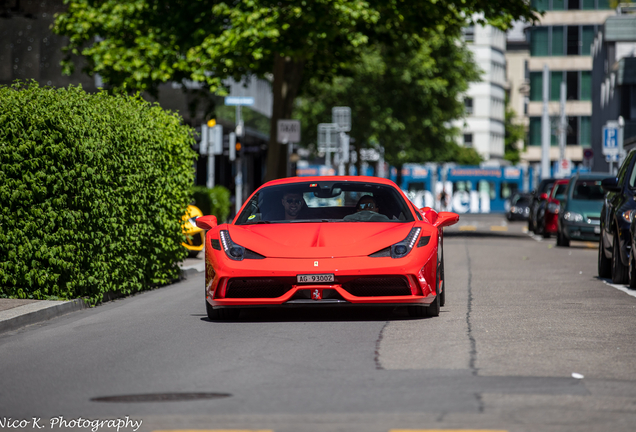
195;176;459;320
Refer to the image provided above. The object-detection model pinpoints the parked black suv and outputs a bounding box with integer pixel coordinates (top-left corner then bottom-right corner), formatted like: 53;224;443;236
598;149;636;283
528;178;556;234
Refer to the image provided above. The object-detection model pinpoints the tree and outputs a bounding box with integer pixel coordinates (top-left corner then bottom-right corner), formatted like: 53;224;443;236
295;29;483;170
504;96;525;164
54;0;537;180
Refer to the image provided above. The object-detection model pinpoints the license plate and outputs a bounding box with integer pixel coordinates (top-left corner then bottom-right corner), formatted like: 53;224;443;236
296;274;335;283
594;226;600;234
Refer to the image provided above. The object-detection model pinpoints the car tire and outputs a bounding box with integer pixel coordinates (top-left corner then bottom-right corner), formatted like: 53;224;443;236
542;227;550;239
439;256;446;307
598;233;612;278
629;252;636;289
557;229;570;247
206;301;240;321
612;232;629;284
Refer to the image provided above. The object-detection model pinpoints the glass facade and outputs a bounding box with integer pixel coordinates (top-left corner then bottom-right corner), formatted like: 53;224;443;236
581;26;595;56
531;0;611;9
530;25;598;56
530;72;544;101
528;116;591;146
580;71;592;100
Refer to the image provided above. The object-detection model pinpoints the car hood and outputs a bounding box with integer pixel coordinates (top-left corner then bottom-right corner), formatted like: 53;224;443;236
228;222;422;258
566;199;603;218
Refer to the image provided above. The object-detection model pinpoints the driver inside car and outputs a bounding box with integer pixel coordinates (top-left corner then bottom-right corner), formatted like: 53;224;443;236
343;195;390;222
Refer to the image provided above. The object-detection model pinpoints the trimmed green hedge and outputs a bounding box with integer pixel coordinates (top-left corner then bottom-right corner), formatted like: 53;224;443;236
0;81;196;303
192;185;231;223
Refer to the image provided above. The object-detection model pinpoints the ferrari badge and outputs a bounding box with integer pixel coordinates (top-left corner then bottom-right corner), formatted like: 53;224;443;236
312;289;322;300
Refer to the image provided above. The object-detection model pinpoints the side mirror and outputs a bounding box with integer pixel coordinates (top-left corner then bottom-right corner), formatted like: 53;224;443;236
419;207;438;224
539;193;548;200
601;177;620;193
434;211;460;228
195;215;218;230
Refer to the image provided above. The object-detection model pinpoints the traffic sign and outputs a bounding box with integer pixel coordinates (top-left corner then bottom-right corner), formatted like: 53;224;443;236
224;96;254;106
277;120;301;144
605;154;620;162
603;121;619;156
583;148;594;160
556;158;572;178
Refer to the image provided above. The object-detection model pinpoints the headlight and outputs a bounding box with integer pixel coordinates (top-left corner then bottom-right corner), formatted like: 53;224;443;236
547;202;560;213
622;210;634;223
219;230;245;261
391;227;421;259
563;212;583;222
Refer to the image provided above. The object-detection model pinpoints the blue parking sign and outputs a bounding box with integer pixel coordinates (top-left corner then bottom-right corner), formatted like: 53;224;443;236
603;124;619;155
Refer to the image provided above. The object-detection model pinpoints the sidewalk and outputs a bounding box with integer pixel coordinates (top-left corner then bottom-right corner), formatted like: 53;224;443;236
0;257;204;334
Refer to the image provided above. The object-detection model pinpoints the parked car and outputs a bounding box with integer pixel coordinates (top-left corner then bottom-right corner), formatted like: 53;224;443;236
540;179;569;238
599;149;636;283
556;173;606;247
506;192;532;221
528;178;556;234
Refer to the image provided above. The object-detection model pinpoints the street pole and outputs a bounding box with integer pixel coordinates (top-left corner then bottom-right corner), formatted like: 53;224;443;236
235;105;243;214
541;64;551;179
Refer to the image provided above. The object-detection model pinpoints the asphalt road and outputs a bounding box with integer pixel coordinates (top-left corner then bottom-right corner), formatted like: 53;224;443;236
1;214;635;432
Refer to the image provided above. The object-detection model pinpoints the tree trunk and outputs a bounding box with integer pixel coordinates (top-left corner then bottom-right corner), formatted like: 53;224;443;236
264;54;305;182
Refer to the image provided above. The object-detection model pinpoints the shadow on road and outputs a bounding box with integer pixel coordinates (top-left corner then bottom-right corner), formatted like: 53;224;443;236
199;305;447;323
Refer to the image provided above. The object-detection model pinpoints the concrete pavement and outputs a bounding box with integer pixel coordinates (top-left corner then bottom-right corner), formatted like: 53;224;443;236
0;256;205;334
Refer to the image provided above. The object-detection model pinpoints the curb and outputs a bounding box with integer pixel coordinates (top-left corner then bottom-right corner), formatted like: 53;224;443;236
0;299;88;334
180;262;205;280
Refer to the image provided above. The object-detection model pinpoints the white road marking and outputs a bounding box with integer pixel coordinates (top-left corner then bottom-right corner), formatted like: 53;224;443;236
602;279;636;299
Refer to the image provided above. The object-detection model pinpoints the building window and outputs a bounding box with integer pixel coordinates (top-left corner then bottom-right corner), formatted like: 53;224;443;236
580;71;592;101
532;0;550;11
532;0;609;9
582;0;595;8
463;26;475;42
567;71;579;100
567;26;580;56
530;28;549;56
567;116;579;145
529;117;542;146
464;134;473;148
581;26;595;56
551;71;564;101
465;98;473;115
580;116;592;147
530;72;543;101
552;26;565;56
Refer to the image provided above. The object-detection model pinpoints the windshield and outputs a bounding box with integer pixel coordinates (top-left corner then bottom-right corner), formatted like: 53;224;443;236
572;179;604;200
235;181;414;224
552;183;567;201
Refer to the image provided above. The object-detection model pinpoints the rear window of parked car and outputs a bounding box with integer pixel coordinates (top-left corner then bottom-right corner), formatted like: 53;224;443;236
573;180;604;200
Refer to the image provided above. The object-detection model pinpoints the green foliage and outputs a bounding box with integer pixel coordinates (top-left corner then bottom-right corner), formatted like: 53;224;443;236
53;0;537;179
295;31;483;166
0;81;196;303
192;185;231;223
504;96;525;165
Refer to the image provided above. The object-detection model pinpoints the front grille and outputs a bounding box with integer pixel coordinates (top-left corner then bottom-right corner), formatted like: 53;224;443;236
342;276;411;297
225;278;294;298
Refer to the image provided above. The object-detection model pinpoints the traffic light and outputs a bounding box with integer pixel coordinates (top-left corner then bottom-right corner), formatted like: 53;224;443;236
229;132;243;161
